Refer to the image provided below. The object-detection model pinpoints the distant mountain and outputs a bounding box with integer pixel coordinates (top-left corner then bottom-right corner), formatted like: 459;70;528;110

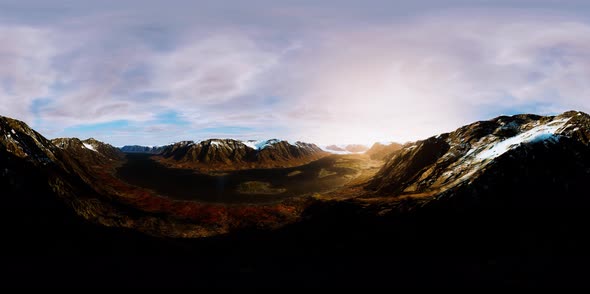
158;138;327;169
325;145;346;152
365;142;403;160
324;144;369;153
344;144;369;153
120;145;165;154
52;137;124;166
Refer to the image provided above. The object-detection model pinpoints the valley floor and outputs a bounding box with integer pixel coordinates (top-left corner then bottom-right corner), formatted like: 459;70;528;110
116;153;383;204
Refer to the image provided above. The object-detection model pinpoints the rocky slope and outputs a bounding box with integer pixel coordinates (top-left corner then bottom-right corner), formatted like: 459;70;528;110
52;137;124;167
366;110;590;197
158;138;327;170
0;116;121;253
365;142;403;160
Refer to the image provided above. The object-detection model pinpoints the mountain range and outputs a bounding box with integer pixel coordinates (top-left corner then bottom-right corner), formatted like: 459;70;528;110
120;145;165;154
1;110;590;287
120;139;328;170
156;138;327;170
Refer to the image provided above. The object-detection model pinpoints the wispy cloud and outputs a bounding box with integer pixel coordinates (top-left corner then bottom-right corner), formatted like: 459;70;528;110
272;13;590;143
1;2;590;146
0;26;56;122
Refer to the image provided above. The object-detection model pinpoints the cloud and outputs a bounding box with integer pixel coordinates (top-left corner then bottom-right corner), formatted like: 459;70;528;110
271;13;590;144
151;34;282;107
2;3;590;145
0;26;56;122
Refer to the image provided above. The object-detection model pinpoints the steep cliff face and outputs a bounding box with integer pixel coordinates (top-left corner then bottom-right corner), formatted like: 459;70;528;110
159;139;327;169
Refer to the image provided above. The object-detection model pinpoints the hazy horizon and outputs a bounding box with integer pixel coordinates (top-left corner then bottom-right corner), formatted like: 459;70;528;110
2;1;590;146
42;110;583;149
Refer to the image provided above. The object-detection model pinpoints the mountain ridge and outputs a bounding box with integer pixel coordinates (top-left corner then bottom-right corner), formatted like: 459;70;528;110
157;138;328;170
365;142;403;160
366;110;590;197
120;145;166;154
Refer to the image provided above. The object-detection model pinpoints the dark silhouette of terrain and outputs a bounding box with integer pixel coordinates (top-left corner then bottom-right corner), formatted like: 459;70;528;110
1;111;590;287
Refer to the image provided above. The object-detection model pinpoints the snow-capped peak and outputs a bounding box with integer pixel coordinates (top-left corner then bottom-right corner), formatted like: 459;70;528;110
242;139;282;150
210;140;223;147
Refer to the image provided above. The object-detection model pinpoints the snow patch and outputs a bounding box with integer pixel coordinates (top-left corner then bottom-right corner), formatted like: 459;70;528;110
11;129;15;134
242;140;259;150
82;143;97;152
242;139;281;150
476;118;570;160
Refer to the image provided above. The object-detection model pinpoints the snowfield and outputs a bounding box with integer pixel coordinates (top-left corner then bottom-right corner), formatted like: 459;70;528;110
83;143;98;152
475;117;570;160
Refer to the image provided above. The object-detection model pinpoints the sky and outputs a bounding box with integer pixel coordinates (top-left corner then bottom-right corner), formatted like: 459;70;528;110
2;0;590;146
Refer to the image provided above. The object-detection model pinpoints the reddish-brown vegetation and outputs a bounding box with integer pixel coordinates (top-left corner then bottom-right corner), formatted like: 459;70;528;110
88;161;305;231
